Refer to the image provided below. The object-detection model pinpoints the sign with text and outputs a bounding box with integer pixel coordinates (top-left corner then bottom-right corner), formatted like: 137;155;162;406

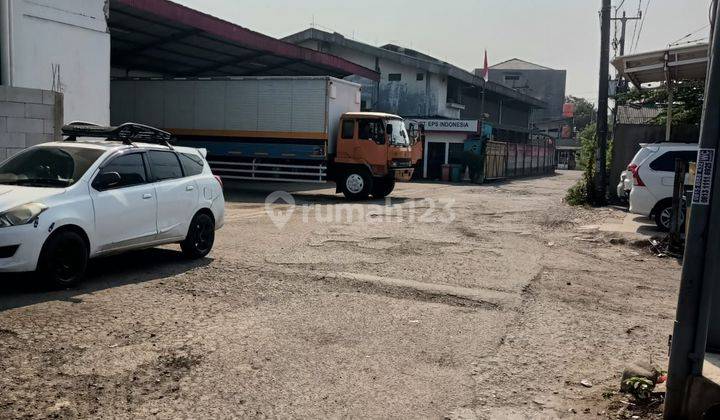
414;119;479;133
692;148;715;206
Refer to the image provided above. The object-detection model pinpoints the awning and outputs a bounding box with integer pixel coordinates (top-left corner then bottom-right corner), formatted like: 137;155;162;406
612;42;708;142
611;43;708;87
109;0;379;81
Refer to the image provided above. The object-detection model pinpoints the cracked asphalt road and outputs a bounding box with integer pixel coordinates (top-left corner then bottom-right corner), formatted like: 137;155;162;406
0;171;681;418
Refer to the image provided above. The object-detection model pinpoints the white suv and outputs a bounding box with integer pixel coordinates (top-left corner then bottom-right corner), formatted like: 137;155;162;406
0;123;225;287
628;142;698;231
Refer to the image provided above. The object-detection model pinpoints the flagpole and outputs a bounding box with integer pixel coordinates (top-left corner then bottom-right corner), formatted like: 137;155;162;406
480;84;486;137
480;50;489;139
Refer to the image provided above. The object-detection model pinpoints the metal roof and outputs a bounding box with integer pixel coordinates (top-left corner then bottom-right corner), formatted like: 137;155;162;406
489;58;554;71
616;105;662;125
283;29;546;108
611;43;709;87
108;0;379;81
343;112;402;119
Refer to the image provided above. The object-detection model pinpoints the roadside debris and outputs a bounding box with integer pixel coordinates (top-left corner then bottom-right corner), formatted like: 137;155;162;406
581;379;593;388
649;237;683;259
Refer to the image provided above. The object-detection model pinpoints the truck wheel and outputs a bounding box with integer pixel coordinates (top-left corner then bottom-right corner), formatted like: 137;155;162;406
341;170;372;200
37;230;88;289
372;178;395;199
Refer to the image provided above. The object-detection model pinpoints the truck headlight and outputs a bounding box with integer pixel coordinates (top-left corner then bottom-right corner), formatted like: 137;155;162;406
0;203;48;228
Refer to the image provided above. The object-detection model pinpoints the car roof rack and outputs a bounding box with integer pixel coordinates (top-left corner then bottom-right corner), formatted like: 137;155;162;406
61;122;174;148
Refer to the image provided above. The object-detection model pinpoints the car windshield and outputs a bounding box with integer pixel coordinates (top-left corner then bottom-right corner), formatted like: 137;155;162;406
0;146;105;188
387;119;410;147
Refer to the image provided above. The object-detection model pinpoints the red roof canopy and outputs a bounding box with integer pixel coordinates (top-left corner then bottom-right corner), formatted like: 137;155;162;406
110;0;379;81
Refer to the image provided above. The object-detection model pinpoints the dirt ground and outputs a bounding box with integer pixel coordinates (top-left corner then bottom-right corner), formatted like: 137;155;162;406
0;171;681;419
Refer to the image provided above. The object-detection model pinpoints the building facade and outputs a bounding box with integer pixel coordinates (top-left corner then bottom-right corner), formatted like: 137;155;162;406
484;59;572;168
284;29;546;178
484;58;567;123
1;0;110;125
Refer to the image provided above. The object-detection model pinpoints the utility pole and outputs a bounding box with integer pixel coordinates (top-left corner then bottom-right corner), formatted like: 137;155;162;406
611;9;642;93
612;10;642;57
664;0;720;417
608;10;643;202
594;0;611;205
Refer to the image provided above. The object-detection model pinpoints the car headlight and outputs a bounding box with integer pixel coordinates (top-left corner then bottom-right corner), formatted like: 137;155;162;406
0;203;48;228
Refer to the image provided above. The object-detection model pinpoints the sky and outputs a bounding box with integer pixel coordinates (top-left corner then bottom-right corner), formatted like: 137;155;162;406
174;0;712;102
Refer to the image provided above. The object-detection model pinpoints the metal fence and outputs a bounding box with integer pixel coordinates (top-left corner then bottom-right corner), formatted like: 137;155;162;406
485;141;556;180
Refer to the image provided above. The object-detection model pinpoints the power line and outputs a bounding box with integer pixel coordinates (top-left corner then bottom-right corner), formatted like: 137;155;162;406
670;37;709;47
670;24;711;46
632;0;652;52
629;0;641;51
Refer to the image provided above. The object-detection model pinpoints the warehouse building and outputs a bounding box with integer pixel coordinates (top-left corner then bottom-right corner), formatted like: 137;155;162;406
283;29;546;178
0;0;377;159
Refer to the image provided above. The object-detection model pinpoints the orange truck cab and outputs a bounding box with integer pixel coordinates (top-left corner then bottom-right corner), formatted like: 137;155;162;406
330;112;422;199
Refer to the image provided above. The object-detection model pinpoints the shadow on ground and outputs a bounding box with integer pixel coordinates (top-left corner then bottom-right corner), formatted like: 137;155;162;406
0;247;212;312
223;180;416;205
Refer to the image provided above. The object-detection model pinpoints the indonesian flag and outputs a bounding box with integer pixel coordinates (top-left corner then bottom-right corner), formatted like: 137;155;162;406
482;50;489;82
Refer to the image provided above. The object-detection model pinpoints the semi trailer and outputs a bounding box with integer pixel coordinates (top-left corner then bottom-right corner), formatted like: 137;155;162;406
111;76;422;199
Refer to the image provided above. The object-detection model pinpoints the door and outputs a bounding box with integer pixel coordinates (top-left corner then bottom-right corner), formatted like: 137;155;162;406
336;118;387;169
356;118;388;168
147;150;198;240
90;152;158;253
427;142;446;179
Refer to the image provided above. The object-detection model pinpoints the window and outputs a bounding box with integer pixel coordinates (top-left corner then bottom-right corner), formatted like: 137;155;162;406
148;150;182;181
341;120;355;139
95;153;147;189
386;119;410;147
179;153;204;177
358;119;384;143
504;74;520;81
416;73;425;81
0;146;103;188
388;73;402;82
649;150;698;172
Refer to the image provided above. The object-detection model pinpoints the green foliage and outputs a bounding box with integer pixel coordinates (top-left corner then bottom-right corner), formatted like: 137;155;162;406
616;80;704;126
622;376;656;401
565;172;592;206
565;123;612;205
566;95;597;132
577;124;597;170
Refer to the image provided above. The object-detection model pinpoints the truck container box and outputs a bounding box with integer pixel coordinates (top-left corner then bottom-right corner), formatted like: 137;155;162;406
111;76;361;157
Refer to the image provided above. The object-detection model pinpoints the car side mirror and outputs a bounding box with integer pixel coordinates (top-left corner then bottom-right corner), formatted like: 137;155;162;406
94;171;121;190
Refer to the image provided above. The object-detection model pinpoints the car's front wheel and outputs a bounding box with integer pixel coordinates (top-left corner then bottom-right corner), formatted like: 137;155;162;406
181;212;215;259
37;230;89;288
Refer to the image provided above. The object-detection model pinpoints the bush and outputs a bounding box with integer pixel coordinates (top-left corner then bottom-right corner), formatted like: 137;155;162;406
565;123;612;206
565;175;590;205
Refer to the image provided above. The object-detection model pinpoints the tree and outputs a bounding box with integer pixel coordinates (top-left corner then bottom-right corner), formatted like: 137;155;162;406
616;80;704;126
566;95;596;132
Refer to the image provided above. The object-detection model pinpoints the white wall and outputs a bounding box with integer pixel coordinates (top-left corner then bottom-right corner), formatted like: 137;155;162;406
2;0;110;124
297;39;458;118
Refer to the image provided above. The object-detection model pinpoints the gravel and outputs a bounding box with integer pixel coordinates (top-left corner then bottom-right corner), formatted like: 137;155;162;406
0;171;679;418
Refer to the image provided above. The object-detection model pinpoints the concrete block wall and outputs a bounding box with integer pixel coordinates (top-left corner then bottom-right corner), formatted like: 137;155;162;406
0;87;63;161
